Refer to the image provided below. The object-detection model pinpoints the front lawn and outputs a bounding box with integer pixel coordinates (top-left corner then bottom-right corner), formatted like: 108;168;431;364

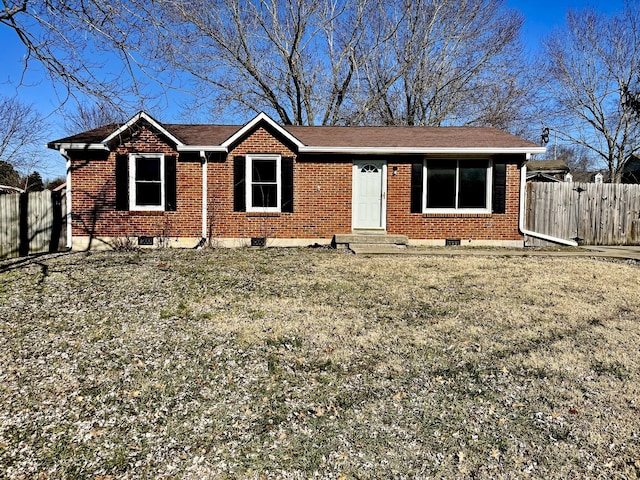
1;249;639;479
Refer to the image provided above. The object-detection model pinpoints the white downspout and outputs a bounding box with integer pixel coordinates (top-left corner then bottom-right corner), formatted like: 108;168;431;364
61;148;72;250
519;158;578;247
201;151;207;241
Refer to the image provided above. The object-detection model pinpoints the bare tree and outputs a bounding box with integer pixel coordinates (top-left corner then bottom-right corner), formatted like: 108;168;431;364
64;102;130;133
0;0;163;106
0;95;48;172
157;0;374;125
155;0;529;128
555;144;596;181
352;0;527;128
540;3;640;182
2;0;532;130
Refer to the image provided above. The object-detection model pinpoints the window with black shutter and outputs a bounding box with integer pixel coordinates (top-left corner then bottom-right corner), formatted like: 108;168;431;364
165;155;177;211
116;153;177;212
492;161;507;214
115;154;129;210
281;156;294;213
233;156;246;212
410;162;423;213
235;154;292;213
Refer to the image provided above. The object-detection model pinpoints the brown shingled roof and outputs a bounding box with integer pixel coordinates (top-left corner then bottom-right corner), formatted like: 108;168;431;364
285;125;536;149
49;119;540;151
166;125;239;145
52;124;119;144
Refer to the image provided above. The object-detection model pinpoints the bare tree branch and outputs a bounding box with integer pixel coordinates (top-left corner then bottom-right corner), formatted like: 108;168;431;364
0;95;47;170
357;0;526;127
540;3;640;182
0;0;167;108
63;101;130;133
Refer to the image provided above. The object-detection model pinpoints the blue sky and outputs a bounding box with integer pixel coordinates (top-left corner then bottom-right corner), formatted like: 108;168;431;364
507;0;626;51
0;0;628;180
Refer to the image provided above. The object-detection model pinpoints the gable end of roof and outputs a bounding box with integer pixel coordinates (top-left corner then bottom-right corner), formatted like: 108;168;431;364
220;112;305;150
102;111;184;147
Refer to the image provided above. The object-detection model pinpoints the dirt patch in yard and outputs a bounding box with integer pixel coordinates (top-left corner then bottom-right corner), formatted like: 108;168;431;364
1;249;639;479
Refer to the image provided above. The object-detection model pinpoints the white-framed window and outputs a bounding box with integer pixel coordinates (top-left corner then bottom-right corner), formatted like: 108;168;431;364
246;154;281;212
423;159;492;213
129;153;165;211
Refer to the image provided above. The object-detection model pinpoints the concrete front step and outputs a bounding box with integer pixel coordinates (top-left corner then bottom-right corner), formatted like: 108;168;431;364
333;234;409;247
332;233;409;253
349;243;408;255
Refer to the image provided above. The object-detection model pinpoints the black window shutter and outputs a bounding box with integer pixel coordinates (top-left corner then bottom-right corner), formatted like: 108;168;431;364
165;155;177;211
492;161;507;214
410;162;423;213
233;156;246;212
115;154;129;210
281;156;294;213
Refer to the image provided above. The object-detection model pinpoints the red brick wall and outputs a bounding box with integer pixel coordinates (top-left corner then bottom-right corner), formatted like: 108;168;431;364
70;125;202;238
70;123;524;242
208;126;352;239
386;162;522;241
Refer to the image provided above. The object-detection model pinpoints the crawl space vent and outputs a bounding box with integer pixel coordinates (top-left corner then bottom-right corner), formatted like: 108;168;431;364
138;236;154;246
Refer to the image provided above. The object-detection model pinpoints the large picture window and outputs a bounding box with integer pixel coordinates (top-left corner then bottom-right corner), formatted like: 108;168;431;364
130;153;165;211
424;159;491;212
246;154;281;212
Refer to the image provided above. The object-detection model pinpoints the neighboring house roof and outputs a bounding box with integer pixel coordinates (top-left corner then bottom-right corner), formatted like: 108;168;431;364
526;172;565;182
525;159;570;182
526;159;570;172
0;185;25;194
623;154;640;172
48;111;545;155
622;154;640;183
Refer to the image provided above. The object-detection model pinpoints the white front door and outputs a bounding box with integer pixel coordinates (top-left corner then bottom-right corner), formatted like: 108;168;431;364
353;160;386;229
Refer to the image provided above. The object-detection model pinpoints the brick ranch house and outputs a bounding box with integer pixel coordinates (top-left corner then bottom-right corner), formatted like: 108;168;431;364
48;111;552;250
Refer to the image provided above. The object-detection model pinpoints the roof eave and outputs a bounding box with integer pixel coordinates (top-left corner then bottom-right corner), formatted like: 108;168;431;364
176;145;227;152
48;142;110;151
528;169;568;174
298;146;547;155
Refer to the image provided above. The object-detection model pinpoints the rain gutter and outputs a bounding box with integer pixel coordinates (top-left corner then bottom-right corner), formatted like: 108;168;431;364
60;148;73;249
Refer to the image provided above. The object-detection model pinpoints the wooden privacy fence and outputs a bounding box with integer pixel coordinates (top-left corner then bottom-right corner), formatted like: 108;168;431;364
525;182;640;246
0;190;67;259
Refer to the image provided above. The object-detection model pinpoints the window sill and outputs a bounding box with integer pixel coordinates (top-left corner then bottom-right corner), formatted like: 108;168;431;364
128;210;165;216
422;212;493;218
246;212;282;218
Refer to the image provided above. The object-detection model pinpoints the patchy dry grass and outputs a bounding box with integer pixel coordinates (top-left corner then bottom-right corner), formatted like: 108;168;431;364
1;248;640;479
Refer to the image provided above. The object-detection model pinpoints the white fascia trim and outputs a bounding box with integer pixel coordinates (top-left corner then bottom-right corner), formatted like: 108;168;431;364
221;112;305;149
177;145;227;152
50;142;110;151
103;111;184;147
298;146;547;155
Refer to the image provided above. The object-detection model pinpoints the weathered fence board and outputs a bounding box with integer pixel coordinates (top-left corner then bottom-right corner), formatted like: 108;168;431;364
525;182;640;246
0;190;67;259
0;193;20;258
